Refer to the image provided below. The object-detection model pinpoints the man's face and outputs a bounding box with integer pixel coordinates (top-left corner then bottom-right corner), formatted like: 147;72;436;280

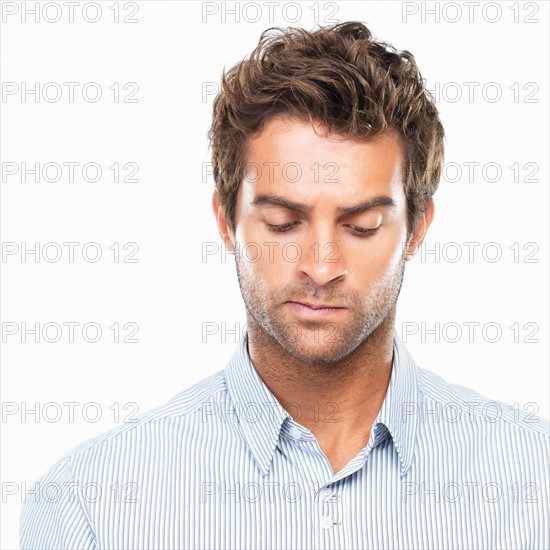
215;116;429;363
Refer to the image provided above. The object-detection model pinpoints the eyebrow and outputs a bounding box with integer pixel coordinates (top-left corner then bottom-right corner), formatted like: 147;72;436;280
252;193;397;216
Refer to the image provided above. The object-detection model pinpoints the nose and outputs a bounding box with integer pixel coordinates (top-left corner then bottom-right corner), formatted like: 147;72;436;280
297;230;348;287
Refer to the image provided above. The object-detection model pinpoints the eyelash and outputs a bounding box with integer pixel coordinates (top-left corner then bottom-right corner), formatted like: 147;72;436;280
349;226;379;237
266;222;298;233
266;222;379;237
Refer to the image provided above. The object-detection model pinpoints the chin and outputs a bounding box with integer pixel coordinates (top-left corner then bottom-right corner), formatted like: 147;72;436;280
276;328;364;364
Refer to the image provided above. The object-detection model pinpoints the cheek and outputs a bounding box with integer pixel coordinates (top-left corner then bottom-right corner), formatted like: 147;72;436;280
236;234;287;282
350;230;404;279
238;222;293;271
257;244;295;279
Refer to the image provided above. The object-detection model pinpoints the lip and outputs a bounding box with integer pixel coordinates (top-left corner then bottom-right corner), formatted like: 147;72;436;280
286;301;347;316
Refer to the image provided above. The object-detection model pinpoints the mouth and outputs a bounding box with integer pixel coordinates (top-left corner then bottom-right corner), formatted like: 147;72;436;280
286;301;347;312
289;301;345;310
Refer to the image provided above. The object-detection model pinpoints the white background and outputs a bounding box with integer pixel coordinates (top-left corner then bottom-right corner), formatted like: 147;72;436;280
1;1;549;547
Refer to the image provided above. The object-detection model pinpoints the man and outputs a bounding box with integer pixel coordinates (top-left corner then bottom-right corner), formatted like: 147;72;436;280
21;21;549;549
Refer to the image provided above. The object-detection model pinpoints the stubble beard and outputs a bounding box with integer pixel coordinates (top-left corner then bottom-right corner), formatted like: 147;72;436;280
234;249;407;365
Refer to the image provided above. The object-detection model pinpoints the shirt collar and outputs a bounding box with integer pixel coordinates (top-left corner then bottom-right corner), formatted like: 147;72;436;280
372;329;420;477
224;328;420;478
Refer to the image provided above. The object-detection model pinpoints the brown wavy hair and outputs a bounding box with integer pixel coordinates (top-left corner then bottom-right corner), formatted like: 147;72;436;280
208;21;445;238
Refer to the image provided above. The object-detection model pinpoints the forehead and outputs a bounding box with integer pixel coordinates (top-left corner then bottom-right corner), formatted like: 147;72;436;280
243;117;405;199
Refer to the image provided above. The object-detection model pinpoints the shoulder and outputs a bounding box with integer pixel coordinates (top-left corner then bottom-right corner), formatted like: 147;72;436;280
416;365;550;443
20;370;230;546
55;369;229;468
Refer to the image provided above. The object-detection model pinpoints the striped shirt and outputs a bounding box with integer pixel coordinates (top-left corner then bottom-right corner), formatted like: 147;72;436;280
20;329;550;549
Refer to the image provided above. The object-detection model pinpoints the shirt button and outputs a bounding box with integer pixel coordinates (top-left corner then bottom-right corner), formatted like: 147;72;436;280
320;488;333;500
321;515;333;530
289;426;302;440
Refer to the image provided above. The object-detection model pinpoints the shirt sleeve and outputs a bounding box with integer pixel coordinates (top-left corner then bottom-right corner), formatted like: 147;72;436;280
19;454;97;550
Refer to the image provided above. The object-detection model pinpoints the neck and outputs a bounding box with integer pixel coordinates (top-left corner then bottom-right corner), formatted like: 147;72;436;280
246;310;396;440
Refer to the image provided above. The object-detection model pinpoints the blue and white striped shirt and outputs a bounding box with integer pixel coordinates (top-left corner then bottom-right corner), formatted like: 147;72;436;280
20;329;550;549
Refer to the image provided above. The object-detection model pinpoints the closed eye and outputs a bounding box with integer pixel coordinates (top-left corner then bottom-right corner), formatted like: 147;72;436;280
346;225;379;237
266;222;299;233
266;222;379;236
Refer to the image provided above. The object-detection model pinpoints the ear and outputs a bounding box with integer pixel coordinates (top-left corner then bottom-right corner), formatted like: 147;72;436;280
404;199;435;261
212;190;236;253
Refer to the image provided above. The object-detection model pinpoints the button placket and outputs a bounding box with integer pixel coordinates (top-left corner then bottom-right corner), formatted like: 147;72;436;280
320;514;333;530
318;483;340;545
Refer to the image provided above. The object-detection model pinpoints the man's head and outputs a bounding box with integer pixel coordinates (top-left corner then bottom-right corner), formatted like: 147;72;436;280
209;21;443;363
